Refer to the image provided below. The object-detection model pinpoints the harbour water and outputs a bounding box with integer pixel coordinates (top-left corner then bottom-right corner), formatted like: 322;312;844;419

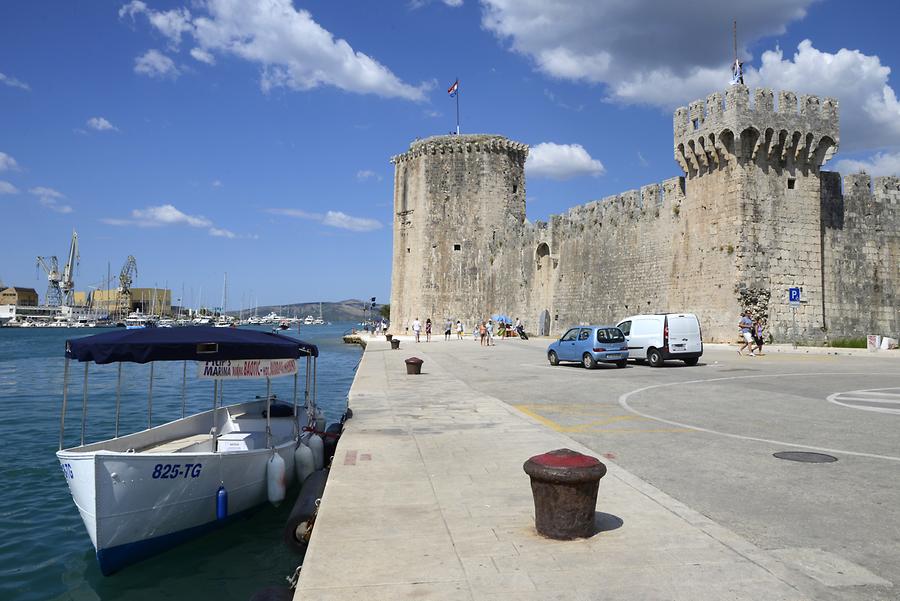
0;323;361;601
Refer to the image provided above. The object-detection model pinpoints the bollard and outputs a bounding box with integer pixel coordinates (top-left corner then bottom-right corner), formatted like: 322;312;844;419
404;357;423;375
523;448;606;539
385;334;393;342
390;339;400;350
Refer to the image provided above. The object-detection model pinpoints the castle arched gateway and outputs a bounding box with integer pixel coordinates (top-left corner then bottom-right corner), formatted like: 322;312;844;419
390;86;899;342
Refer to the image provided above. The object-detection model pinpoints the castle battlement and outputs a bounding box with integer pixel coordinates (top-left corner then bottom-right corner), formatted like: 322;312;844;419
673;85;839;177
391;134;528;164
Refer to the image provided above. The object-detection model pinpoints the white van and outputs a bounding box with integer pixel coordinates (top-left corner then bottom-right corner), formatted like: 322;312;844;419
616;314;703;367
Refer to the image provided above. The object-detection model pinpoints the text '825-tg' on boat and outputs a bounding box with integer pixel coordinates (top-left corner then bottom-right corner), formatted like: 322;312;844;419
56;327;320;575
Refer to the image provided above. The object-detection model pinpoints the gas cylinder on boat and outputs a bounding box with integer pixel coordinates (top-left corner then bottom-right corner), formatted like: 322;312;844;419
308;433;324;470
267;453;287;506
216;485;228;520
294;441;315;483
315;408;326;433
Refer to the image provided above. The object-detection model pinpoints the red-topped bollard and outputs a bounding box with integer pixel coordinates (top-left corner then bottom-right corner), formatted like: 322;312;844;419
523;449;607;539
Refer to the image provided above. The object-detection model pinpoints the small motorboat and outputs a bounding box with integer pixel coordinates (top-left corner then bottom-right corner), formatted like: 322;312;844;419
56;327;320;575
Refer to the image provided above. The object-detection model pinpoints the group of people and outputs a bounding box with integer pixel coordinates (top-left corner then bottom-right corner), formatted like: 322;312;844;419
737;310;765;356
409;317;526;345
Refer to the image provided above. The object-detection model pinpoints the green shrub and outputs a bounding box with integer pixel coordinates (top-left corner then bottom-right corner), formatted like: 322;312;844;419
827;337;868;348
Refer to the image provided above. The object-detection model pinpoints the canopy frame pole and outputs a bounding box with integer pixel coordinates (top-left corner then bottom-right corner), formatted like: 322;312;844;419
305;355;312;431
80;363;89;447
59;357;70;451
211;379;219;444
181;360;187;419
147;363;154;430
292;370;299;440
265;376;272;449
115;363;122;438
313;356;318;423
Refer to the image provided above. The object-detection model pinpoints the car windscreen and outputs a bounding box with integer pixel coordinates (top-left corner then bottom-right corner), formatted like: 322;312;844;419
596;328;626;343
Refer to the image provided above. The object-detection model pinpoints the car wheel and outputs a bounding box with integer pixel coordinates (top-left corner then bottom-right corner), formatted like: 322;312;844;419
647;348;663;367
548;351;559;366
615;360;627;368
582;353;596;369
683;357;699;366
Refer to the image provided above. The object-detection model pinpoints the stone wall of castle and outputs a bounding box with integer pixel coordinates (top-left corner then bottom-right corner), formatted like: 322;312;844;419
390;86;899;343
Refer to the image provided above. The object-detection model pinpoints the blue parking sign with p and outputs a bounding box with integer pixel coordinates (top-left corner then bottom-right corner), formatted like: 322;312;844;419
789;287;801;305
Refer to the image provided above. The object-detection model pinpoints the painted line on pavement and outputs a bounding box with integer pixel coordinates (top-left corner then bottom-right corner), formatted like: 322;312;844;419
827;387;900;415
618;372;900;463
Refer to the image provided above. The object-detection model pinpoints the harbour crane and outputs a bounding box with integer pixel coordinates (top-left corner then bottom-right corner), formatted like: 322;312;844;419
116;256;137;320
36;255;62;306
60;230;79;306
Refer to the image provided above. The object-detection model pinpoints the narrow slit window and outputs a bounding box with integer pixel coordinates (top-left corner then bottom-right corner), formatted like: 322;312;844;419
453;244;461;251
512;184;518;194
787;178;796;189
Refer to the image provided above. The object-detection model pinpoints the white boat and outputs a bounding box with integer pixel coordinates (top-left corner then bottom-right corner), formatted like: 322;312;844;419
56;327;321;575
125;311;157;329
157;318;176;328
303;315;315;325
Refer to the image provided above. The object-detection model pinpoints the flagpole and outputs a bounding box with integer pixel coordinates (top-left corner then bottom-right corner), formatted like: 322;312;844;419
455;76;460;135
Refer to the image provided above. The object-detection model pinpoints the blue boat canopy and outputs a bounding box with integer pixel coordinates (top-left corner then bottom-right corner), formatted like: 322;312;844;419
65;327;318;364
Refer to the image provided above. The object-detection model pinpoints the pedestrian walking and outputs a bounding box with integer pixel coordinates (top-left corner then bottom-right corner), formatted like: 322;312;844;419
486;319;494;346
412;317;422;343
444;319;452;341
737;310;755;356
473;323;480;342
479;321;487;346
456;320;463;340
425;318;432;342
753;318;765;355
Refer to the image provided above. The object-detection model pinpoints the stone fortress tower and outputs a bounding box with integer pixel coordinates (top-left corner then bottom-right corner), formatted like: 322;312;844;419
390;86;899;342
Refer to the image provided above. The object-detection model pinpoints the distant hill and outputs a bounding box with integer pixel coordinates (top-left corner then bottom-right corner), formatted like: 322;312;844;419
228;299;375;322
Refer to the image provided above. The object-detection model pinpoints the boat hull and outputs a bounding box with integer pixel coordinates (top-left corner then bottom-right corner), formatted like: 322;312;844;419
58;432;297;574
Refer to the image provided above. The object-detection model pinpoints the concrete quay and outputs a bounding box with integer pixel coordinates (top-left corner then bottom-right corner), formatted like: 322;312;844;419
295;335;897;601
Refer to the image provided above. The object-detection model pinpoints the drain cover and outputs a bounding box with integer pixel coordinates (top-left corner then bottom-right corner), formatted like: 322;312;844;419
773;451;838;463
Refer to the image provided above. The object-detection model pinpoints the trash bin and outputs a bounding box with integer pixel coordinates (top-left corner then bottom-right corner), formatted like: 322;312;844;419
404;357;423;375
385;334;393;342
523;448;606;540
390;339;400;350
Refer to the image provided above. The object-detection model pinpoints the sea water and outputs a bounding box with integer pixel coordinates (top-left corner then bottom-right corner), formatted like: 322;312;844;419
0;324;362;601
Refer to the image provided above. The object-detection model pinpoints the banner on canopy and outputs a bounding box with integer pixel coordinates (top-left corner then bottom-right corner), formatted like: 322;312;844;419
197;358;297;380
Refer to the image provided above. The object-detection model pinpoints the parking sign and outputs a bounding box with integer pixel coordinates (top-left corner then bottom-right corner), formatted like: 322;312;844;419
789;287;801;305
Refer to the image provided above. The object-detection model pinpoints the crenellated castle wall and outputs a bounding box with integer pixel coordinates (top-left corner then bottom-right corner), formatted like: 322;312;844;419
390;87;899;343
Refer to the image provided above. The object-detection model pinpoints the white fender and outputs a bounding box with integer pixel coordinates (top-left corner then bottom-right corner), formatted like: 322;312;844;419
267;453;286;506
294;442;315;483
308;434;325;471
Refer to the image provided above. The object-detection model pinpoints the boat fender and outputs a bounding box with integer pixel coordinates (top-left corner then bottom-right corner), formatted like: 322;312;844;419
294;442;315;483
323;423;342;464
267;453;287;506
216;485;228;521
315;408;326;433
308;434;325;471
341;408;353;423
283;469;329;554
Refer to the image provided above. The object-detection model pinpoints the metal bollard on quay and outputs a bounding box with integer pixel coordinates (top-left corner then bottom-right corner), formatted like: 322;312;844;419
404;356;423;375
523;448;607;540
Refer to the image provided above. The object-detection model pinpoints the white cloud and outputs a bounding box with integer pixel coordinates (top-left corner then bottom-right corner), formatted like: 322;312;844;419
835;152;900;177
526;142;605;180
355;169;382;182
443;0;463;6
103;203;250;238
190;47;215;65
131;204;212;227
0;72;30;91
86;116;119;132
134;49;180;79
0;152;20;172
29;186;73;213
267;207;382;231
322;211;382;232
122;0;426;100
0;181;19;195
208;226;236;238
266;208;323;220
211;179;223;188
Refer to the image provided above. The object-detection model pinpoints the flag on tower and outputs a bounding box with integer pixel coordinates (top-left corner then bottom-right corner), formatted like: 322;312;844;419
448;79;459;97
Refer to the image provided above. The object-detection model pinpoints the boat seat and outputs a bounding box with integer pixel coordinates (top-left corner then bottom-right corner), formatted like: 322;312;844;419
143;434;211;453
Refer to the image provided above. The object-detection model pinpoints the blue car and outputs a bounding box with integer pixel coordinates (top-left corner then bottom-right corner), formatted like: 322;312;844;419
547;325;629;369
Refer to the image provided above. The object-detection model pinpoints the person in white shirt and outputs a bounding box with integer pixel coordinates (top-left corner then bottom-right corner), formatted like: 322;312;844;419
412;318;422;342
455;320;463;340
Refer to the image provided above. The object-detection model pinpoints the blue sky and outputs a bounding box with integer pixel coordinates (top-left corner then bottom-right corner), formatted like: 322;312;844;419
1;0;899;309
